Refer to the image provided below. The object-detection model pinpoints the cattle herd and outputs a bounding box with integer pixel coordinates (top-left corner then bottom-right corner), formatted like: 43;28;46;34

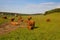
2;16;35;30
2;15;51;30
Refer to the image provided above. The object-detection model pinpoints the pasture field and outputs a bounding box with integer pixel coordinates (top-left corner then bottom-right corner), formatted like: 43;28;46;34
0;12;60;40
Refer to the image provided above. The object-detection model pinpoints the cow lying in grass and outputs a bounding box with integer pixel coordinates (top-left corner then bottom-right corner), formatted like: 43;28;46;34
10;18;19;26
26;16;35;30
10;16;23;26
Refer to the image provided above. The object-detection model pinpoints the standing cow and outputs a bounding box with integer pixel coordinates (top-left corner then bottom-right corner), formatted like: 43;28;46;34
26;16;35;30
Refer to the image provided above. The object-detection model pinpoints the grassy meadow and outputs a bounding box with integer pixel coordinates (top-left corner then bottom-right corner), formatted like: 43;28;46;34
0;12;60;40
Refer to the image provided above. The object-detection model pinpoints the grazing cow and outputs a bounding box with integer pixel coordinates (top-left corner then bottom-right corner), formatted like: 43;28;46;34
3;16;7;19
26;16;35;30
11;18;15;21
46;18;50;22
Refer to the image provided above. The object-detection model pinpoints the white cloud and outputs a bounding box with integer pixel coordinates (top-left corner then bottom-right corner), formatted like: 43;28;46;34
40;2;55;5
0;2;60;14
56;6;60;8
19;2;60;14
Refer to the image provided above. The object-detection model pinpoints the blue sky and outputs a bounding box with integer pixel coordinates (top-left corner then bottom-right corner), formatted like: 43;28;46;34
0;0;60;14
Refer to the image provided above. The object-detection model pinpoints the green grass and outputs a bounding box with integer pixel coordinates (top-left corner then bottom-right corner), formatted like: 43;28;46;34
0;13;60;40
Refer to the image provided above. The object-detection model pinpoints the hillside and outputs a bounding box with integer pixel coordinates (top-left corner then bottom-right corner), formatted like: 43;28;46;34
45;8;60;15
0;8;60;16
0;12;60;40
0;8;60;40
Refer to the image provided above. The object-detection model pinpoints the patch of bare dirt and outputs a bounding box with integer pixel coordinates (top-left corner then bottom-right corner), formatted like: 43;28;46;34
0;22;27;35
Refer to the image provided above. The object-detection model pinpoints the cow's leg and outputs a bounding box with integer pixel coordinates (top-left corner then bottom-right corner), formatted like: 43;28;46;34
31;23;35;29
27;26;32;30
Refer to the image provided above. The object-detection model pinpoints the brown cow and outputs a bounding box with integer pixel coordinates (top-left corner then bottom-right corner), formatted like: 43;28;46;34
3;16;7;19
26;16;35;30
10;18;19;26
18;16;23;23
46;18;50;22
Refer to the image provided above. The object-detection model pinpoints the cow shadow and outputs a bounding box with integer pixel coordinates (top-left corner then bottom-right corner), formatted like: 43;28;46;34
31;26;38;30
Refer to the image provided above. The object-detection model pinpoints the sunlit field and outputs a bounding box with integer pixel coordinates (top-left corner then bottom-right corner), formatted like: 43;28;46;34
0;12;60;40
